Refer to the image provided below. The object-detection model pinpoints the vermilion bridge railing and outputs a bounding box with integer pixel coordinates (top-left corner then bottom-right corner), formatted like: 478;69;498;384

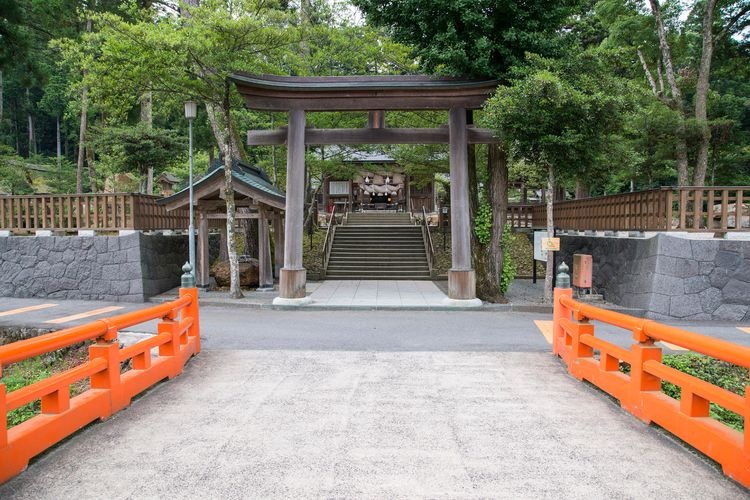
553;284;750;488
0;286;200;483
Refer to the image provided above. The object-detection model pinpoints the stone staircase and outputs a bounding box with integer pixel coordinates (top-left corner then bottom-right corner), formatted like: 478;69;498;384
325;212;431;280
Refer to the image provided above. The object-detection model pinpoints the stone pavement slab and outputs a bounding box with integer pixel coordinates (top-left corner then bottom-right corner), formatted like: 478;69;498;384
1;350;745;499
307;280;454;308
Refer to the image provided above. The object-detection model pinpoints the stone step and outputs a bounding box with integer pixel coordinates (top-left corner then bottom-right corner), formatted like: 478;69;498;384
325;272;432;279
327;267;430;273
332;241;424;252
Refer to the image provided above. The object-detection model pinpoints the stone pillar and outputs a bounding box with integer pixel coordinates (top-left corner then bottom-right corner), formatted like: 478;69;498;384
273;215;284;279
197;210;210;288
446;107;479;304
257;207;273;291
274;108;310;305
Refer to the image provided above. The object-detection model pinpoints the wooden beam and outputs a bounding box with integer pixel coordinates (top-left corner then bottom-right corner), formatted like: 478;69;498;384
206;212;260;219
197;199;258;210
247;127;499;146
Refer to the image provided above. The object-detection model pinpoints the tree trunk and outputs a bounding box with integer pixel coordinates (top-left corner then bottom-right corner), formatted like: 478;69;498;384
648;0;690;186
575;179;589;199
544;165;555;303
56;116;62;173
146;166;154;195
76;18;92;194
210;94;243;298
675;118;690;186
26;88;36;156
693;0;717;187
141;90;154;193
488;144;508;300
86;145;96;192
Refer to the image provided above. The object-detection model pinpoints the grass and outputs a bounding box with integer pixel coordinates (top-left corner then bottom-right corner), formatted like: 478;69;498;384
2;343;90;428
621;353;748;431
302;227;328;276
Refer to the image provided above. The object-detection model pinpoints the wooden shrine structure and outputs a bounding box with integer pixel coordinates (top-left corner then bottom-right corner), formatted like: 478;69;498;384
160;161;285;289
232;74;500;304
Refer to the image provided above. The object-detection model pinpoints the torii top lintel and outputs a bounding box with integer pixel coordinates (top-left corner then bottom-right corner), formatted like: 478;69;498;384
230;73;499;112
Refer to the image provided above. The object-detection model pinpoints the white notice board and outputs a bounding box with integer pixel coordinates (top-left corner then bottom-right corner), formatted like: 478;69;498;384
534;231;550;262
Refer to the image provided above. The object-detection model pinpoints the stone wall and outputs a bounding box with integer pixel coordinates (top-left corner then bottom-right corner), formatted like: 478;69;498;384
558;234;750;322
0;233;189;302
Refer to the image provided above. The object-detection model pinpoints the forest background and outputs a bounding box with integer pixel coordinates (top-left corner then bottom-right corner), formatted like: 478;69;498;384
0;0;748;300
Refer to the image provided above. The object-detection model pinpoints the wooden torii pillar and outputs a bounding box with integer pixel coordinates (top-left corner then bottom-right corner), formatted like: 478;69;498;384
277;108;310;303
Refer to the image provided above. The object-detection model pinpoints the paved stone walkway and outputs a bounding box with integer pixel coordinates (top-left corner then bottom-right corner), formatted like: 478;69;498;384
307;279;449;308
1;350;745;498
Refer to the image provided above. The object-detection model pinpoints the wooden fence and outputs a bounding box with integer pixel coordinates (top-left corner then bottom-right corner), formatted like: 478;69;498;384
521;187;750;232
0;194;189;233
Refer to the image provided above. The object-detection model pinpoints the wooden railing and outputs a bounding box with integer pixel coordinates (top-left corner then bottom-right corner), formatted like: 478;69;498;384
507;204;535;228
321;205;338;276
0;194;190;234
420;206;436;275
0;286;200;483
553;286;750;487
526;187;750;232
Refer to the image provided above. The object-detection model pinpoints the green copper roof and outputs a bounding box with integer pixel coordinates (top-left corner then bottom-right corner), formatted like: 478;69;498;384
159;160;285;209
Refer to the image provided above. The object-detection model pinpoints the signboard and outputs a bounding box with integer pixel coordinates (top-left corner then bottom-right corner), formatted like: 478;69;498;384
534;232;560;261
534;231;548;262
542;237;560;251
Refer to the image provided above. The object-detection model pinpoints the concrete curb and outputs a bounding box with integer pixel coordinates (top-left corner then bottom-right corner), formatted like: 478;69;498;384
150;294;646;316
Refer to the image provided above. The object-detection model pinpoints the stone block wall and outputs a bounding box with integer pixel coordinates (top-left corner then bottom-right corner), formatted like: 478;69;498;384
0;233;189;302
558;234;750;322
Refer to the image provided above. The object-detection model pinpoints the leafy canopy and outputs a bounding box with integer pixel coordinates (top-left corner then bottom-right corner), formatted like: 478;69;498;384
353;0;582;78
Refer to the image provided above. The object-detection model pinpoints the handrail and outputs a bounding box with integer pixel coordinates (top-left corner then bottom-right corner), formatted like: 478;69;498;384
558;294;750;368
0;287;201;483
0;295;192;366
553;286;750;487
421;206;436;273
321;205;337;274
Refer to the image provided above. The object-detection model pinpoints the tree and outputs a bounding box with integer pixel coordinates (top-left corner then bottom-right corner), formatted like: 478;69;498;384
484;55;628;301
91;0;296;298
93;124;185;192
598;0;750;186
355;0;583;301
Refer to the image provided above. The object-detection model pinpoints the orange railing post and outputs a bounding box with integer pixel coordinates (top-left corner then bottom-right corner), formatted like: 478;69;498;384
180;284;201;354
0;367;6;450
625;342;662;423
88;323;126;417
552;263;573;357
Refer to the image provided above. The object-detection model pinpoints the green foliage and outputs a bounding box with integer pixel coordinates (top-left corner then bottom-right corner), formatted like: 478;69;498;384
1;355;53;427
473;203;517;294
474;202;492;245
500;224;516;295
662;354;747;431
483;51;631;188
0;147;34;194
92;124;186;185
621;353;748;431
354;0;583;78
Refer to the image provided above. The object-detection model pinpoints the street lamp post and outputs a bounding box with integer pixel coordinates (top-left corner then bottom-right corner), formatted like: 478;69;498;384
184;101;197;281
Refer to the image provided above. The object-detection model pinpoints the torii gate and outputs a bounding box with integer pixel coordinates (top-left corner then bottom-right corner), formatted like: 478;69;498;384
231;74;499;305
